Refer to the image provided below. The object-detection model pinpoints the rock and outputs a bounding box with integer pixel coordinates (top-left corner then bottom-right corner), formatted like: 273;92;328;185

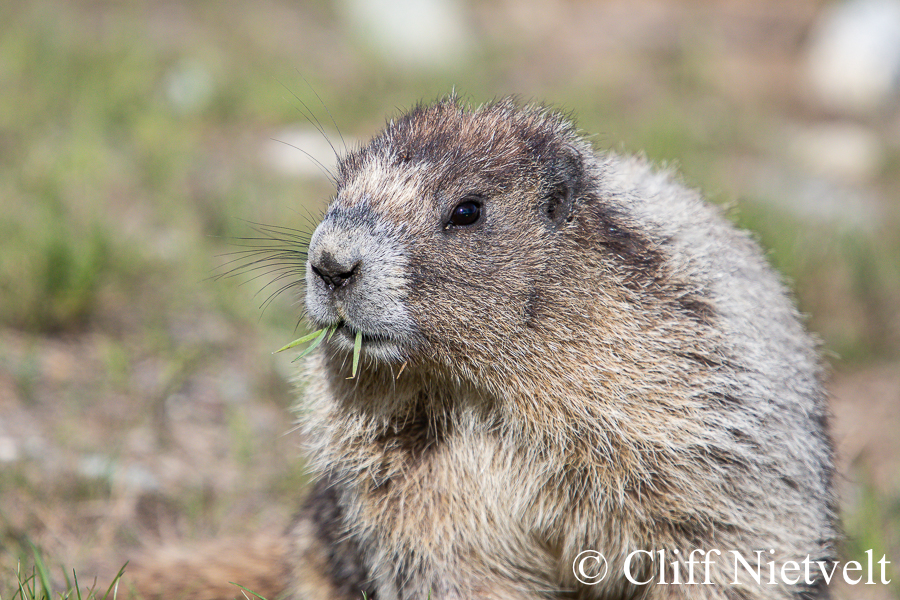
164;59;215;115
787;121;884;183
806;0;900;115
750;161;881;231
0;436;18;463
338;0;472;71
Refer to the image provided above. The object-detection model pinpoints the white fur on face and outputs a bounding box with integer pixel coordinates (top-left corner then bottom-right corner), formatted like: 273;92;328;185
305;199;418;363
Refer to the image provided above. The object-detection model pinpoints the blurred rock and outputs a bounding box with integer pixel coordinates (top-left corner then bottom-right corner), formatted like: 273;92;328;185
123;464;161;492
0;436;17;463
750;162;881;231
806;0;900;115
22;435;46;459
78;453;160;492
787;121;885;183
338;0;473;71
164;59;215;115
79;453;117;480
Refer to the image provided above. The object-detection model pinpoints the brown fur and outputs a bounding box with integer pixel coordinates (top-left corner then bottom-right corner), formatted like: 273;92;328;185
127;98;837;599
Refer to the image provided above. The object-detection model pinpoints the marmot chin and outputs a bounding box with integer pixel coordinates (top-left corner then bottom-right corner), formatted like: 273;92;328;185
133;97;837;600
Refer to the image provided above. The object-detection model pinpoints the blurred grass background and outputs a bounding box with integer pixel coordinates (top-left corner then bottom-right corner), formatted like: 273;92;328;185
0;0;898;597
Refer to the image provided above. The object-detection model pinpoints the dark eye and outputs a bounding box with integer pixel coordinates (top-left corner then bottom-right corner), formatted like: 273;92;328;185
447;200;481;227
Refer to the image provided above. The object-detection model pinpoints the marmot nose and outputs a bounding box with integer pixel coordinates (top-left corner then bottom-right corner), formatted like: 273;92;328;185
311;251;360;289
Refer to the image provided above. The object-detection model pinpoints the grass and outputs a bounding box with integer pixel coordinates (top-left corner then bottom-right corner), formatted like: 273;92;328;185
276;326;362;378
4;547;126;600
842;474;900;598
0;212;112;333
229;583;268;600
734;198;900;363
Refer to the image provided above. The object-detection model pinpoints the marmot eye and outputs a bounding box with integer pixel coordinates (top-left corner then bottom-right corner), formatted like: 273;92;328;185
448;200;481;227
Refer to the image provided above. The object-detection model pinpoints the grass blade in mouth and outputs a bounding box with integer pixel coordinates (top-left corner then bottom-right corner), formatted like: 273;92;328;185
275;325;363;376
274;327;330;353
275;325;334;362
350;329;362;379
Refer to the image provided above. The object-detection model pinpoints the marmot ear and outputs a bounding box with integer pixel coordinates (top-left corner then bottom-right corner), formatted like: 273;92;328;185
543;146;585;228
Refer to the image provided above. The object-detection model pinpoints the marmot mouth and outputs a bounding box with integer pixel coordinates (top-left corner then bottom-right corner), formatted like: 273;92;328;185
334;320;397;346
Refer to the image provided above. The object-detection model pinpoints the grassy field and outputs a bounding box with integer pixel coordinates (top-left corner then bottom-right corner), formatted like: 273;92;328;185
1;0;898;597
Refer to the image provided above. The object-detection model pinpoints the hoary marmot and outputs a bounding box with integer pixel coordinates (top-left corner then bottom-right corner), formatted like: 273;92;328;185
132;97;837;600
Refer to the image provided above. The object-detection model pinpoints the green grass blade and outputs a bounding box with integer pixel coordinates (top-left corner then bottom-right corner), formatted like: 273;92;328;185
274;328;327;353
62;568;74;596
229;582;268;600
16;565;34;600
351;330;362;378
15;564;30;600
290;326;331;363
29;545;52;599
72;569;82;600
99;563;127;600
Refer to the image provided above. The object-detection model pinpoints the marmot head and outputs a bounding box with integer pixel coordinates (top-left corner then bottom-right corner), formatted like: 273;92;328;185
305;97;659;379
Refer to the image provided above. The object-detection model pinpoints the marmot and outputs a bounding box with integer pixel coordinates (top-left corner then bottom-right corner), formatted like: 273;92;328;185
131;97;837;599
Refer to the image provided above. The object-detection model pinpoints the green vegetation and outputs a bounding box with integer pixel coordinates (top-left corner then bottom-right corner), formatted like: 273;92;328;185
275;326;335;358
277;326;362;378
2;547;125;600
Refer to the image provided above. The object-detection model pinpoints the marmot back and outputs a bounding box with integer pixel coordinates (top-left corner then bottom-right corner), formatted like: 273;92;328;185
128;97;837;600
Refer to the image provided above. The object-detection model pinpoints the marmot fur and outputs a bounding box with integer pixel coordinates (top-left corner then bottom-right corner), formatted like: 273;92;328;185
130;97;837;600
